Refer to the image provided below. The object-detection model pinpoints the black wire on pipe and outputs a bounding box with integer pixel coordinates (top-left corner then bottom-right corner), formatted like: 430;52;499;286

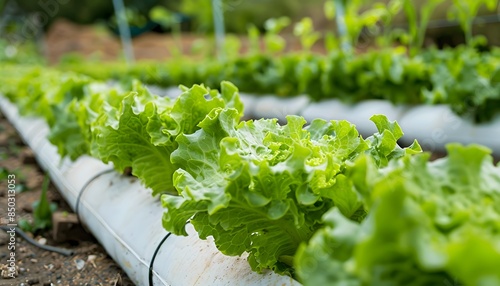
148;232;172;286
0;225;74;256
148;221;189;285
75;168;115;229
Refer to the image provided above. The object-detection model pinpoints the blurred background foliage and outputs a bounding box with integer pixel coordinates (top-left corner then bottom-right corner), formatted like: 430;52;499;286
10;0;324;33
1;0;498;50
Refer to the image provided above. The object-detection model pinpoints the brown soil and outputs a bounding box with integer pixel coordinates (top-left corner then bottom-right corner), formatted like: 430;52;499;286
43;19;328;65
0;110;134;286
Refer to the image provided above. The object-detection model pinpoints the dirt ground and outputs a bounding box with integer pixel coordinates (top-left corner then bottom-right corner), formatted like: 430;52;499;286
43;19;328;65
42;18;499;66
0;110;134;286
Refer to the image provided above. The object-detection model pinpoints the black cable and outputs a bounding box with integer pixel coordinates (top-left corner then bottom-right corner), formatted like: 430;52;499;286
76;167;179;285
0;225;74;256
148;232;172;286
75;168;115;228
148;220;191;285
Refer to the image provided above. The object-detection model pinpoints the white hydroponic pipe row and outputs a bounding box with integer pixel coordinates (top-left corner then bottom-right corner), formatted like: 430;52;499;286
251;95;500;154
193;89;500;154
0;96;300;286
150;86;500;154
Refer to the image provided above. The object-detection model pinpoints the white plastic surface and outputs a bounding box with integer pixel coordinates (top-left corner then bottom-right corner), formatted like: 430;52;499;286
144;86;182;99
252;95;310;122
300;99;353;123
0;96;301;286
239;93;257;120
286;96;500;154
399;105;500;154
0;97;48;151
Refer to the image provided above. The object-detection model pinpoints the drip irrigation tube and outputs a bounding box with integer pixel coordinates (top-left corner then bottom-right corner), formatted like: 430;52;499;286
0;226;74;256
0;96;300;286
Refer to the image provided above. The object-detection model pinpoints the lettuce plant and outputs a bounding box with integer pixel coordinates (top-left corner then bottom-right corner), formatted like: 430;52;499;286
162;109;420;274
296;144;500;285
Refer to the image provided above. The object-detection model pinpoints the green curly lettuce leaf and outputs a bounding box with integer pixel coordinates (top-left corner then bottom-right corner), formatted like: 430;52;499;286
162;110;419;274
91;81;243;195
296;144;500;285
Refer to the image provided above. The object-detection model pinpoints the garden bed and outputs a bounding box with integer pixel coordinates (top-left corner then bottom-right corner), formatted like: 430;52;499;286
0;110;135;286
0;96;299;286
2;74;499;285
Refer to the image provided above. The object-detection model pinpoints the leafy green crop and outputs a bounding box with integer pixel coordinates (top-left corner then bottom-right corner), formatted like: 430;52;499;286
403;0;445;56
162;105;420;273
293;18;321;52
54;45;500;123
0;66;244;195
90;83;177;195
295;144;500;285
3;65;500;284
92;81;242;195
264;17;291;54
448;0;498;46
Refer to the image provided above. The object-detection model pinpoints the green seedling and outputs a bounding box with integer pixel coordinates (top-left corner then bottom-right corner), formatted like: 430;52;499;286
327;0;391;50
264;17;291;54
223;34;242;59
20;174;57;233
0;167;8;180
324;1;340;51
0;167;28;192
247;23;261;55
448;0;498;46
293;17;321;52
373;0;403;48
324;0;336;20
403;0;445;56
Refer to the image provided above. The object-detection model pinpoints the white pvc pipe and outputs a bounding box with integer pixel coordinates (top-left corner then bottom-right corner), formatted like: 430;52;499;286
252;95;310;122
398;104;500;154
304;100;408;136
116;84;500;154
0;96;300;286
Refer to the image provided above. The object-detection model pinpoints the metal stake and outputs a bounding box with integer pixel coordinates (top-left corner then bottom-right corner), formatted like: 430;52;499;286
112;0;135;64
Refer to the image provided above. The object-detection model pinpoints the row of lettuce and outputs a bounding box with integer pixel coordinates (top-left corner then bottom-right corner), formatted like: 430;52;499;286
1;68;500;285
57;45;500;123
